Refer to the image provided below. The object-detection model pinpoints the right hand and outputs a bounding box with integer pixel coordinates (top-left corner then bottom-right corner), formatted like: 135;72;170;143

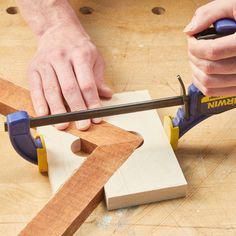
184;0;236;96
29;22;113;130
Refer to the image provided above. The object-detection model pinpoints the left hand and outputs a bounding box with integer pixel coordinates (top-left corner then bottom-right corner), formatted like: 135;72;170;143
184;0;236;96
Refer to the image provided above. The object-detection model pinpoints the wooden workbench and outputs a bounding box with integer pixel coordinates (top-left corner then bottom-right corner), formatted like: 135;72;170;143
1;0;236;235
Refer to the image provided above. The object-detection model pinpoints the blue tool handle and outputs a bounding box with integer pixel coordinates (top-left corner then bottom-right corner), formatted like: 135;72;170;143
214;18;236;34
191;17;236;111
173;18;236;137
192;18;236;97
7;111;42;164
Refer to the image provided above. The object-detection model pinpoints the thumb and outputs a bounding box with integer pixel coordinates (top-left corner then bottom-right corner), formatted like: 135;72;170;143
184;0;235;35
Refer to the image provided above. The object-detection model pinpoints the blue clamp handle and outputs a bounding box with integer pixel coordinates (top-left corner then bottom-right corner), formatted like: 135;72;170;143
7;111;42;164
173;18;236;138
173;85;236;137
214;18;236;34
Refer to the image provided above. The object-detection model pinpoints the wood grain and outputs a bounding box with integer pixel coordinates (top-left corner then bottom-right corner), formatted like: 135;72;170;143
20;142;141;236
0;78;143;235
41;91;187;211
1;0;236;235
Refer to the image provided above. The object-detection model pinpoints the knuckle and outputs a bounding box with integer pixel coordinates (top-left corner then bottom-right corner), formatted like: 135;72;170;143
44;85;60;97
63;83;78;95
205;43;219;60
50;50;66;61
81;82;94;94
75;45;97;62
80;49;93;61
86;43;97;54
201;61;215;74
201;74;212;88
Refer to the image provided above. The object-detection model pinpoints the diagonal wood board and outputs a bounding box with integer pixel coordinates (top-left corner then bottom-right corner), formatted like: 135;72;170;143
0;78;143;235
38;90;187;211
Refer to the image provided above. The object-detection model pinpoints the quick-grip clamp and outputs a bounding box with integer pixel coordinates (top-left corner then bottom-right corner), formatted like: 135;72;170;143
6;111;48;173
164;84;236;150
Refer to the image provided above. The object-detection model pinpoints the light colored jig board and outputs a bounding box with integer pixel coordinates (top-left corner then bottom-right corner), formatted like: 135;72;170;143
38;90;187;210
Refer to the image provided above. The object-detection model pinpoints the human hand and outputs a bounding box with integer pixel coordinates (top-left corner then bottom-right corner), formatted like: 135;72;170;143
28;23;112;130
184;0;236;96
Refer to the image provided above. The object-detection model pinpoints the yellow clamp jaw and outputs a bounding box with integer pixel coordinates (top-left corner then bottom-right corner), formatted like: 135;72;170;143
36;134;48;173
164;116;179;150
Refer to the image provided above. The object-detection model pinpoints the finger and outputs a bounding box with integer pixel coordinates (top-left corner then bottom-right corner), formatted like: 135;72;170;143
53;61;91;130
73;61;102;124
190;62;236;89
28;70;49;116
192;75;210;95
40;65;69;130
94;56;113;99
193;75;236;96
189;52;236;75
184;0;235;35
188;34;236;61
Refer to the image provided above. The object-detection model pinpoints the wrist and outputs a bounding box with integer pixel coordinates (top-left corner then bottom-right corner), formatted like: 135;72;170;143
34;2;80;37
38;21;90;44
17;0;87;38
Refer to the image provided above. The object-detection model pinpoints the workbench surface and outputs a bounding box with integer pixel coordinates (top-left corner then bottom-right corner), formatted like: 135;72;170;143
0;0;236;235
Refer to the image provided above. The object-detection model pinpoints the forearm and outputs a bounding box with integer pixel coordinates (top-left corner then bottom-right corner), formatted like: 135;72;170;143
16;0;87;38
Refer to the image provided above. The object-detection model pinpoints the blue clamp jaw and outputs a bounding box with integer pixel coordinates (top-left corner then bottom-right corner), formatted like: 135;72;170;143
6;111;48;172
172;85;236;137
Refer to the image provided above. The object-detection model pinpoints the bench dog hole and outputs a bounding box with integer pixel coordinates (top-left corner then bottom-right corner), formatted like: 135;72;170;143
6;6;19;15
152;7;165;15
80;6;94;15
129;131;144;148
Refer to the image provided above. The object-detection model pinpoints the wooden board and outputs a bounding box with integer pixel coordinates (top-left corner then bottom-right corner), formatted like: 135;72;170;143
0;78;143;235
37;125;86;194
1;0;236;235
103;91;187;209
38;90;187;210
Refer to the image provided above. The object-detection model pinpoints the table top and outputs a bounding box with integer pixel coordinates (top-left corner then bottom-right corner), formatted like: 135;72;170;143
0;0;236;235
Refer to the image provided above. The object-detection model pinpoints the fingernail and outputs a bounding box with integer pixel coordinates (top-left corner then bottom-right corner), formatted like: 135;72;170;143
37;106;48;116
183;19;196;33
92;118;102;124
55;123;69;130
77;120;91;131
